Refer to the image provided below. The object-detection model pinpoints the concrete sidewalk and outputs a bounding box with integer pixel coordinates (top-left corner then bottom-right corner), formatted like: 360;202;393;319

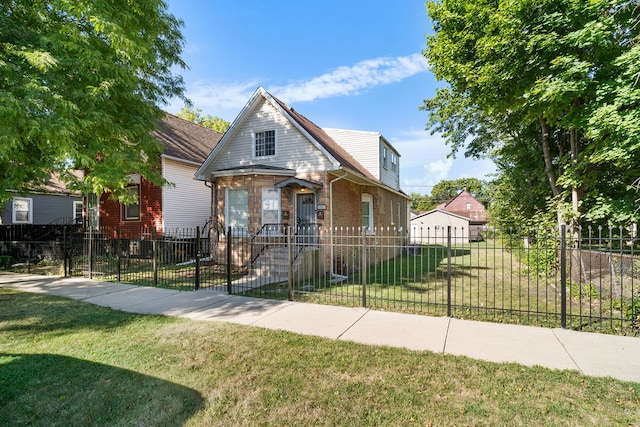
1;273;639;383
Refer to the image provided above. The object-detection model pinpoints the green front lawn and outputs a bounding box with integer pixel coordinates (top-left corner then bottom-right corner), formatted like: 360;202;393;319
1;288;638;426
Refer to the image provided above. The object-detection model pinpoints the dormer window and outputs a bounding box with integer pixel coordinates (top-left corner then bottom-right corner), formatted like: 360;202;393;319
254;130;276;158
391;153;398;171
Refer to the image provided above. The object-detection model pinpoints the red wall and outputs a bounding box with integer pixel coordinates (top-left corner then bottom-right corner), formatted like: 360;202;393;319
99;179;163;236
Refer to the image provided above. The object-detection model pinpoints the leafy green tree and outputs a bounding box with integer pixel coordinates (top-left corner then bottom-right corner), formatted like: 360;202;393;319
431;178;487;205
410;192;435;212
423;0;640;226
0;0;187;203
176;106;230;133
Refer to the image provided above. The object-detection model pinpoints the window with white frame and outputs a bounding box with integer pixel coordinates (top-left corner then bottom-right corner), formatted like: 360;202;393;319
261;187;280;231
391;153;398;171
12;197;32;224
123;185;140;220
362;194;373;232
254;130;276;158
226;188;248;229
390;200;395;225
73;201;83;224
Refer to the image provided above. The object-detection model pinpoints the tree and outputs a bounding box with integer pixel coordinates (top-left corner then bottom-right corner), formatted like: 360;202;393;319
0;0;188;204
410;178;489;213
423;0;640;226
410;192;434;212
176;106;230;133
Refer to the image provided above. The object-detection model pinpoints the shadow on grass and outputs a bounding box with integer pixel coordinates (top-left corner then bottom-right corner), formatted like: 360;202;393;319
0;352;204;426
0;289;143;336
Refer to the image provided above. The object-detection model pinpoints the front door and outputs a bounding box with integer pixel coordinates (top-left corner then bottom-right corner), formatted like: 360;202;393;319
296;193;315;243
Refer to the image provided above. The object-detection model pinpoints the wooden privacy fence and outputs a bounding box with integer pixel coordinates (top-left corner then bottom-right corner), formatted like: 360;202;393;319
0;223;638;335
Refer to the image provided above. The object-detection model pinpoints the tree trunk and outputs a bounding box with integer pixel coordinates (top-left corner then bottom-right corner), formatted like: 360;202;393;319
540;115;560;197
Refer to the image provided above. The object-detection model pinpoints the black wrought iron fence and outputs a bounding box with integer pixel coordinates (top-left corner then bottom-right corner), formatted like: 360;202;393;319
1;223;637;335
236;225;639;336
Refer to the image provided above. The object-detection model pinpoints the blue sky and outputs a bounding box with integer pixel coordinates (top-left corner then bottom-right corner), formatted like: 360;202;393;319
165;0;496;195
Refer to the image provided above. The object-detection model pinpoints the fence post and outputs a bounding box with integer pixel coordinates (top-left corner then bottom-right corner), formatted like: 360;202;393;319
287;226;293;301
227;226;232;294
447;226;452;317
152;228;158;287
68;227;73;277
560;224;567;328
361;226;367;308
63;225;68;278
195;226;201;290
88;228;93;280
116;226;121;283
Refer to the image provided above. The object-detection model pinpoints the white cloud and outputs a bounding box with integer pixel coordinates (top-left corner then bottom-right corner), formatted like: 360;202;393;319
170;53;429;116
270;53;428;103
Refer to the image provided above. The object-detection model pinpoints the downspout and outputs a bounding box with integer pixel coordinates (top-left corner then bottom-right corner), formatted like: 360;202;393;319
204;178;218;255
329;170;348;277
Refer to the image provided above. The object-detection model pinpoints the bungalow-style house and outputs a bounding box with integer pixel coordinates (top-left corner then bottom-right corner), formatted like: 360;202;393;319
1;172;84;225
195;87;409;273
410;209;470;244
87;113;223;236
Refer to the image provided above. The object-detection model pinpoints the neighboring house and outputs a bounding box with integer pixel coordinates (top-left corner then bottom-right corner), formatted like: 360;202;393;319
435;189;488;241
410;209;470;244
1;173;83;225
88;113;223;235
195;87;410;270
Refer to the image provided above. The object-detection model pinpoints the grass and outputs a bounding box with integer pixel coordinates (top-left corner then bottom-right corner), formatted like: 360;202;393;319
1;287;639;426
243;240;639;335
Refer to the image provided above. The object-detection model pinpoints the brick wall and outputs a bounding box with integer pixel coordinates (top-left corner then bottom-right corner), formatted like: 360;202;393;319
99;178;162;236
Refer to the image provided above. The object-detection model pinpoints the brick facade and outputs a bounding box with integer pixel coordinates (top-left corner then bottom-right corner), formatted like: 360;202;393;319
99;178;163;237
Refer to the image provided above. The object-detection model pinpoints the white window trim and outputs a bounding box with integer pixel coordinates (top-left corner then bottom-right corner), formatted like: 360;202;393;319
390;200;395;225
225;187;249;231
261;187;281;235
362;193;374;233
252;129;277;159
123;185;140;221
73;201;83;224
12;197;33;224
391;153;398;172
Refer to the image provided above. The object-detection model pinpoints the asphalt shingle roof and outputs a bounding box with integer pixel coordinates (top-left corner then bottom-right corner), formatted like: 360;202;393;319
153;113;224;164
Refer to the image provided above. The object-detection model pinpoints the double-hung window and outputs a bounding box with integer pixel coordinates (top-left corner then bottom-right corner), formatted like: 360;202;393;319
12;197;32;224
254;130;276;158
123;185;140;221
391;153;398;171
361;194;374;232
226;188;248;230
382;146;388;169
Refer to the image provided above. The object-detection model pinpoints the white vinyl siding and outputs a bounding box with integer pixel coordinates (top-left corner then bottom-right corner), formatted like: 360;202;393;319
324;128;401;191
162;158;211;231
324;128;380;180
208;99;335;173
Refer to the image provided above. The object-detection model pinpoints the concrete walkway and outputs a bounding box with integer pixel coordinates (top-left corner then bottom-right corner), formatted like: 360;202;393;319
1;273;639;384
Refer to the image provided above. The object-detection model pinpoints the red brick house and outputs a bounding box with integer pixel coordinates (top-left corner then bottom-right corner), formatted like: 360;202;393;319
195;87;410;275
87;113;223;236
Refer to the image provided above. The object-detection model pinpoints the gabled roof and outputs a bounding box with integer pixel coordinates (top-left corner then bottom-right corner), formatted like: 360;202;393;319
153;113;223;165
269;95;377;182
438;189;481;209
411;209;471;223
196;87;377;183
